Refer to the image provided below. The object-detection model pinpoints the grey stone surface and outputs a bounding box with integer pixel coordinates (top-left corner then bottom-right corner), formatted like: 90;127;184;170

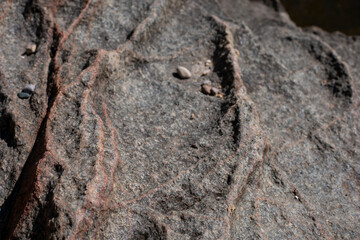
0;0;359;239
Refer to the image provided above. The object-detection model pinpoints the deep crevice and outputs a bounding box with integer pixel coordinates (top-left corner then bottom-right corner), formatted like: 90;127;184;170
211;24;237;97
210;16;243;148
231;105;242;148
0;111;17;148
0;52;16;150
31;183;58;240
0;24;62;239
22;0;34;19
31;163;63;239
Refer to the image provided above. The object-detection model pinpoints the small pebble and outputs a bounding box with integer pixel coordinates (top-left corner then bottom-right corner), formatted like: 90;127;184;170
17;92;31;99
190;113;195;120
205;59;212;67
176;66;192;79
25;43;36;55
217;94;223;98
22;84;36;94
210;87;219;96
18;84;35;99
201;84;211;95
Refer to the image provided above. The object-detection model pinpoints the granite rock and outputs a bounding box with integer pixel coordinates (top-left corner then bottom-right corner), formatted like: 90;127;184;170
0;0;359;239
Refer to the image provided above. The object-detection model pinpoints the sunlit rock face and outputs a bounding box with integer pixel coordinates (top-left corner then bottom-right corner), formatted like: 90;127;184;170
0;0;359;239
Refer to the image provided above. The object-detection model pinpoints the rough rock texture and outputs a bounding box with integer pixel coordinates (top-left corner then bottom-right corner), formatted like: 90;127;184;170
0;0;359;239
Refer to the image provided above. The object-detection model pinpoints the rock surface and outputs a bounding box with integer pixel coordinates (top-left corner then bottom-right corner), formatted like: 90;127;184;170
0;0;359;239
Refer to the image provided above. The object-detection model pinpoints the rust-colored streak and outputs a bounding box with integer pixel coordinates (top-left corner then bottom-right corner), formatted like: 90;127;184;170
0;0;13;21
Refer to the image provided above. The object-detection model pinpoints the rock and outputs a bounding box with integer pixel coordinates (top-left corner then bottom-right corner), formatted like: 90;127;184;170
17;92;31;99
210;87;219;95
0;0;359;239
17;84;35;99
201;84;212;95
25;43;36;55
205;59;212;67
22;84;35;94
176;66;192;79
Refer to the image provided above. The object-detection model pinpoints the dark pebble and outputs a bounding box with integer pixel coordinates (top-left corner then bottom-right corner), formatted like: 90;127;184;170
18;92;31;99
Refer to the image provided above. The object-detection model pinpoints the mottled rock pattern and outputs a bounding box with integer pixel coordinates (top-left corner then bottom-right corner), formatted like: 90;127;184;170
0;0;359;239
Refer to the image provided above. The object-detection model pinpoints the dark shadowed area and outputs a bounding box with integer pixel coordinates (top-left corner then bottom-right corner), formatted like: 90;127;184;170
281;0;360;35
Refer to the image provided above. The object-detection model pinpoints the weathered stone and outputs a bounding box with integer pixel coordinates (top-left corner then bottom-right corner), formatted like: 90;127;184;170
205;59;212;67
25;43;36;55
201;84;212;95
176;66;192;79
0;0;359;239
210;87;219;95
17;92;30;99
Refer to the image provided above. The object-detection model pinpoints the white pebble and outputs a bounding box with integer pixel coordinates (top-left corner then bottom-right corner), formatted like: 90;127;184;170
26;43;36;54
23;84;36;93
205;59;212;67
176;66;192;79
